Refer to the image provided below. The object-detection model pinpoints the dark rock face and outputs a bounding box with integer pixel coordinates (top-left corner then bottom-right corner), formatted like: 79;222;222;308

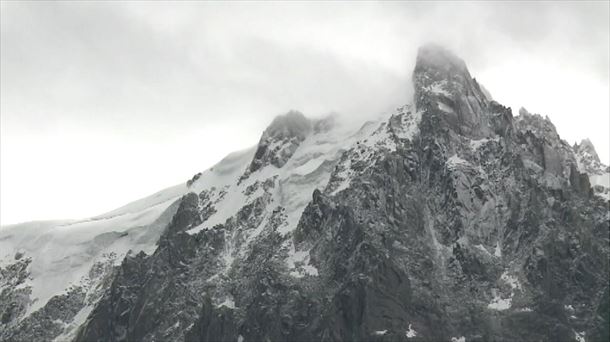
0;257;32;328
414;44;493;139
184;297;238;342
68;46;609;342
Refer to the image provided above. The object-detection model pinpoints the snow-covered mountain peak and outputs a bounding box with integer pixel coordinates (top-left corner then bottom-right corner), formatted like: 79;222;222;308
415;44;469;74
573;138;609;200
515;107;560;139
244;110;313;177
2;45;609;342
414;44;491;105
574;138;601;164
414;44;497;141
185;109;390;236
264;110;312;140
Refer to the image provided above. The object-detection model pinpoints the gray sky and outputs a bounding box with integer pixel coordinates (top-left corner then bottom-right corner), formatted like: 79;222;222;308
1;1;608;225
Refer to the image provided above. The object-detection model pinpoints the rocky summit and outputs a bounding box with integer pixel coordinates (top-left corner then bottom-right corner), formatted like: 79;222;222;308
1;45;609;342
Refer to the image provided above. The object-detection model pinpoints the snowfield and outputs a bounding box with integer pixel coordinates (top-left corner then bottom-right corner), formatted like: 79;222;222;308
0;183;186;315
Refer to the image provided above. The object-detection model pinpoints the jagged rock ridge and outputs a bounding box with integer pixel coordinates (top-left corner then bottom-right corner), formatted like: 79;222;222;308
1;45;608;342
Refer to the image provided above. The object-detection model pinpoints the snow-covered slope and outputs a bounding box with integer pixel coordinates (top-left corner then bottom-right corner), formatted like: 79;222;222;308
0;184;185;321
94;183;187;219
188;113;369;236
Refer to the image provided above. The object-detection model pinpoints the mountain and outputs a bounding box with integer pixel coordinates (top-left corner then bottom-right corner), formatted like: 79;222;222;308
1;45;608;342
574;139;610;201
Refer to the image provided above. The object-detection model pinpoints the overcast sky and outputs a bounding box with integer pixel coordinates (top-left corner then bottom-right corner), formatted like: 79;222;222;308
1;1;608;225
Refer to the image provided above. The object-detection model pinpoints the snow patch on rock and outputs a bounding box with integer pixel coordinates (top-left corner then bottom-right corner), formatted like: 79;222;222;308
438;101;454;113
406;323;417;338
53;304;94;342
446;155;470;169
218;296;236;309
423;80;451;97
470;137;498;150
286;242;318;278
488;291;512;311
475;244;492;257
488;271;522;311
494;241;502;258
